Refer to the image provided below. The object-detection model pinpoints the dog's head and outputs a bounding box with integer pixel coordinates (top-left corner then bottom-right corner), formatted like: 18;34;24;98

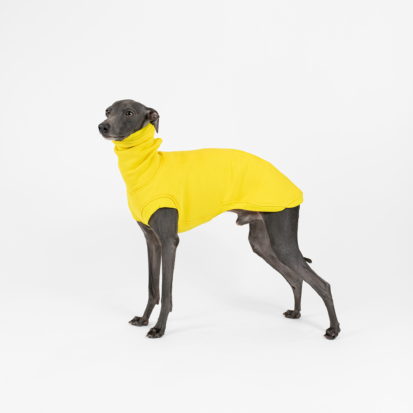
98;99;159;141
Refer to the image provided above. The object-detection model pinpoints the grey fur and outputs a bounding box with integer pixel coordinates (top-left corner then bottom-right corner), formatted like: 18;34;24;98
130;209;179;339
99;100;341;340
98;99;159;141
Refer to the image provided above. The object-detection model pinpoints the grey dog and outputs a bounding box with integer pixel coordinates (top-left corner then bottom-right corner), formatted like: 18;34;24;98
98;99;341;340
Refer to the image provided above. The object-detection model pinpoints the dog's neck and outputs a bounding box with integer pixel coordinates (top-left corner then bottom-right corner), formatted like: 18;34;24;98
113;123;163;192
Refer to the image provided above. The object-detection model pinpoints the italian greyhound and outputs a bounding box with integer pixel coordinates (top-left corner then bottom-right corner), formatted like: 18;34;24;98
98;99;341;340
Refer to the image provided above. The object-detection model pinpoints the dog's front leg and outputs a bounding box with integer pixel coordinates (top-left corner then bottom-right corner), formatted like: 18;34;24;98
145;208;179;339
129;222;162;327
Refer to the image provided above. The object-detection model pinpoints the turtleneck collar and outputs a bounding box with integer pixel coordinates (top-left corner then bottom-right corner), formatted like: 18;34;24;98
113;122;157;149
113;123;163;192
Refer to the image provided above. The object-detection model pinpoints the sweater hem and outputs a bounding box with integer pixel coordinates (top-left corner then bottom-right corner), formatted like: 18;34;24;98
177;193;303;233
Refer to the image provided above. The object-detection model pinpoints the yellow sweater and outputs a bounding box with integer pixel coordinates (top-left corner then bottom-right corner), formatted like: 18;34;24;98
113;123;303;233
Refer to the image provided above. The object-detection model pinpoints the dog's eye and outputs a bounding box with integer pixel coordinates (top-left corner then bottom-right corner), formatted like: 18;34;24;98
125;111;134;117
105;110;110;117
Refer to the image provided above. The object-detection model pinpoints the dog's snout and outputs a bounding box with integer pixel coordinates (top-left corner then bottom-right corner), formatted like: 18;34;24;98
99;123;110;133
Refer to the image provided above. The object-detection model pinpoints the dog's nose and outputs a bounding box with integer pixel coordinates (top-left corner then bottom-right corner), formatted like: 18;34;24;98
99;123;110;133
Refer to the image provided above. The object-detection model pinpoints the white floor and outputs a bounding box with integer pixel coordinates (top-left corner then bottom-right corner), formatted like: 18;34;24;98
1;214;411;413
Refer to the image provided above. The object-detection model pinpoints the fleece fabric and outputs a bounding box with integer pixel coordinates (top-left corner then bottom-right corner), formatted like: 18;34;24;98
113;123;303;233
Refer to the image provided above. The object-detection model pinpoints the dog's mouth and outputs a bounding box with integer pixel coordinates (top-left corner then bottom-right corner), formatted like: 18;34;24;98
101;133;125;141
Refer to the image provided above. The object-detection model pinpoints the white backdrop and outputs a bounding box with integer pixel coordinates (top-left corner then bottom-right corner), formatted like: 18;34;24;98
1;1;412;412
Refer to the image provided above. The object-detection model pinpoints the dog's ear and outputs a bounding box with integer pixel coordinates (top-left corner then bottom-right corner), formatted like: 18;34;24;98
146;108;160;133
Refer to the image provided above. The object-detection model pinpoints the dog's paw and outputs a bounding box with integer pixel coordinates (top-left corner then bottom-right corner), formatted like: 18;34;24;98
283;310;301;319
146;327;164;339
129;316;149;326
324;325;341;340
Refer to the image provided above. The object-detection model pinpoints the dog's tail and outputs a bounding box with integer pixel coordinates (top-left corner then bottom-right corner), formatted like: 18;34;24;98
304;257;312;263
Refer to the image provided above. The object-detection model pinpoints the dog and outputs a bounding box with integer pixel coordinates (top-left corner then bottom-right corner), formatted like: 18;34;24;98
98;99;341;340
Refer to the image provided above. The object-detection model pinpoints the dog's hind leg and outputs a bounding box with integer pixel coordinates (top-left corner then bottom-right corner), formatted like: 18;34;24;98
129;221;162;327
260;206;341;340
248;220;303;318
